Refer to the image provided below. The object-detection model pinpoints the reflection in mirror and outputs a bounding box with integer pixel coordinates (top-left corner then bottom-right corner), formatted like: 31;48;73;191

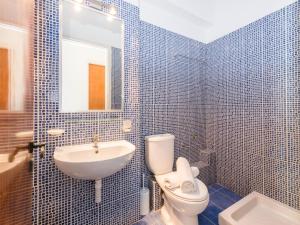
0;0;34;224
60;0;124;112
0;24;27;112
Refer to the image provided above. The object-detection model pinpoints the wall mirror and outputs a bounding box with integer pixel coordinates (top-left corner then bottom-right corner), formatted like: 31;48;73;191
60;0;124;112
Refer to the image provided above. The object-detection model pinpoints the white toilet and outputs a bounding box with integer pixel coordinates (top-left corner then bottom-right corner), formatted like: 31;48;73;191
145;134;209;225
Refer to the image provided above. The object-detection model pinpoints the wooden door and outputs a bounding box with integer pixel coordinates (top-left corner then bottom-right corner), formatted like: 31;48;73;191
89;64;105;110
0;48;9;110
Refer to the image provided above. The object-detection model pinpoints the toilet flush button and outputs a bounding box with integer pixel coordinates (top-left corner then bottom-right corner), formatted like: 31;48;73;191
122;120;132;132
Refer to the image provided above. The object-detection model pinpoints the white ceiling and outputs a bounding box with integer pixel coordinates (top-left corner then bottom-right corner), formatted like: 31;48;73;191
138;0;297;43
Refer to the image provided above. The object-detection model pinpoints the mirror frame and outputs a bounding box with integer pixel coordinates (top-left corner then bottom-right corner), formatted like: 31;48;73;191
58;0;124;113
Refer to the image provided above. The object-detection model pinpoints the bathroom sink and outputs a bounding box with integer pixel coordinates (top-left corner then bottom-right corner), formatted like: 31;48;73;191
0;151;28;194
54;140;135;180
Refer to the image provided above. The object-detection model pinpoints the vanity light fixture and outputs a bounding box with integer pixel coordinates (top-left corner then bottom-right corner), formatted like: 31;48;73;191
71;0;84;12
83;0;118;16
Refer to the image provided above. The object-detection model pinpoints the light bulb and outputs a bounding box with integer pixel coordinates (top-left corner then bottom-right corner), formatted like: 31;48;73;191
74;3;82;12
107;15;113;22
109;5;117;15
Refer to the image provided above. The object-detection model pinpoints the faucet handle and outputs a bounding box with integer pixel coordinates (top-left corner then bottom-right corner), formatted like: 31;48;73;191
93;134;100;143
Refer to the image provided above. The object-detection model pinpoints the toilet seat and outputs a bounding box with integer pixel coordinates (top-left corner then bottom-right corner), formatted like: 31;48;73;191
156;173;209;202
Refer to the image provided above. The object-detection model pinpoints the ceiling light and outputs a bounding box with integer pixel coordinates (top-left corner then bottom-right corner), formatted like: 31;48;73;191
107;15;114;22
74;3;82;12
74;0;84;3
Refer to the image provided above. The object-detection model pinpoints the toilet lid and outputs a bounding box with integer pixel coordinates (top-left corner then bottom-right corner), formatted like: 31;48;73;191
155;173;209;202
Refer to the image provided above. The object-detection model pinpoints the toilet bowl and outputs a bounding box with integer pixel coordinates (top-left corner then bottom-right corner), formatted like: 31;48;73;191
145;134;209;225
156;172;209;225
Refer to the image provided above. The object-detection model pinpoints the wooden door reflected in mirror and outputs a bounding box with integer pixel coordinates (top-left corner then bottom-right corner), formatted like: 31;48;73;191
0;48;9;110
89;64;106;110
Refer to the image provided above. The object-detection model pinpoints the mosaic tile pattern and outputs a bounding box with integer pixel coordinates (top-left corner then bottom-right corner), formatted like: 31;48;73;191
149;178;163;211
192;149;216;186
206;2;300;209
111;47;122;110
33;1;300;224
34;0;141;224
134;184;241;225
199;184;241;225
140;22;208;178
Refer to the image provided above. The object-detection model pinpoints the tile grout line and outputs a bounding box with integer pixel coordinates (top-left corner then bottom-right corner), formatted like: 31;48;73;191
284;6;289;201
151;25;155;133
260;18;265;195
201;214;217;225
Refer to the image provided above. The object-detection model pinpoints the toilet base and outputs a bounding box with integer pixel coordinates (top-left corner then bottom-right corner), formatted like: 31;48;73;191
160;196;199;225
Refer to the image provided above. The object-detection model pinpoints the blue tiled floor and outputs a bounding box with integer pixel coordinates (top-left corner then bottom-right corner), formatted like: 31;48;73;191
134;184;241;225
198;184;241;225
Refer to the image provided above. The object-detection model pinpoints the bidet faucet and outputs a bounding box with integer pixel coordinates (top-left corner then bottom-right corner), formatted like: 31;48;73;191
92;134;100;153
8;145;28;162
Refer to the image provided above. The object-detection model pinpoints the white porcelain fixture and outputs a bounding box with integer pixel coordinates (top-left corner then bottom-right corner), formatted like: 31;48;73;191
219;191;300;225
47;129;65;137
0;151;28;194
54;140;135;203
145;134;209;225
15;130;34;138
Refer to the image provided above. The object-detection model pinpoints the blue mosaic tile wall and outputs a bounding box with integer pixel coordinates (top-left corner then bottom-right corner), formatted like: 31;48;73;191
140;21;208;169
111;47;122;110
205;2;300;209
34;0;141;224
33;0;300;224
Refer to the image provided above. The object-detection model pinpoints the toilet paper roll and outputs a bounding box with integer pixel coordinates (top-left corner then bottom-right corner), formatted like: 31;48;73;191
140;188;150;216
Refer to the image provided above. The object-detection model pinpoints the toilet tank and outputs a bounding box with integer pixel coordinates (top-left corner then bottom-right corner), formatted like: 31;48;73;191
145;134;175;175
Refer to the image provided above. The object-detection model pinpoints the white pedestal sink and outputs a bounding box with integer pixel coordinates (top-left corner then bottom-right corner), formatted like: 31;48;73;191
54;140;135;203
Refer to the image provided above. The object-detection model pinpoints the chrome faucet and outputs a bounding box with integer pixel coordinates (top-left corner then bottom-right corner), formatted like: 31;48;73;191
92;134;100;153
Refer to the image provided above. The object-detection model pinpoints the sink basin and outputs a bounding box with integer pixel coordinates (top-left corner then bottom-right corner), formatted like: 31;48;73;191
0;151;28;194
54;140;135;180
